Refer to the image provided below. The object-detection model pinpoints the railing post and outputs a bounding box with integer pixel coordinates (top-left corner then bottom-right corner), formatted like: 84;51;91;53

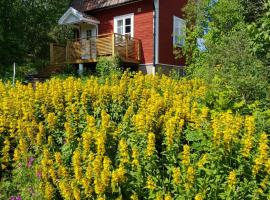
50;43;54;64
112;33;115;56
125;35;128;60
66;41;69;63
137;41;141;62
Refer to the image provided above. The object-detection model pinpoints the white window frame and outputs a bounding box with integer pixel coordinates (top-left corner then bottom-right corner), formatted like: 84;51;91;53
114;13;134;37
173;16;186;47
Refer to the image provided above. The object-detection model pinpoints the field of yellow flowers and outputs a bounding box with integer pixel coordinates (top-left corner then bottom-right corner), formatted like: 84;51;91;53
0;73;269;199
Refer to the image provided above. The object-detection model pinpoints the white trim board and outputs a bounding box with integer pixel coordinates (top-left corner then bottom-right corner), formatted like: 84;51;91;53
59;7;100;25
114;13;134;37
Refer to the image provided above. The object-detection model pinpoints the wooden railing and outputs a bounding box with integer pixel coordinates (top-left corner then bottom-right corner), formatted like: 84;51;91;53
50;33;141;65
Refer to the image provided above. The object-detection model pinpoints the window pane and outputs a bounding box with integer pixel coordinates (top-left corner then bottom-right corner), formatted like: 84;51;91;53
117;19;123;34
87;30;92;38
173;17;186;46
125;18;131;26
117;27;123;34
125;26;131;34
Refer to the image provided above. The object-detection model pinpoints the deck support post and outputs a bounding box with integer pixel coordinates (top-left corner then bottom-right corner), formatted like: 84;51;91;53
112;33;115;56
50;43;54;64
78;63;84;75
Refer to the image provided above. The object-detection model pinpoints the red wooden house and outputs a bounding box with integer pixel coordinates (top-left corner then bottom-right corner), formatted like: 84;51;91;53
51;0;187;74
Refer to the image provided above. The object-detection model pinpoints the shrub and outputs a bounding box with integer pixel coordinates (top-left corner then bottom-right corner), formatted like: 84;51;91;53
0;73;269;199
96;56;122;77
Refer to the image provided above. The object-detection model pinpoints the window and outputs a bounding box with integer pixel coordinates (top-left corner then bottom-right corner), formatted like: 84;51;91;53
86;29;92;38
173;16;186;47
114;13;134;37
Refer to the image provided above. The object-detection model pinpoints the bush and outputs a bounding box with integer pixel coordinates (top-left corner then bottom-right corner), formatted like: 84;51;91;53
96;56;122;77
0;73;269;199
187;28;269;112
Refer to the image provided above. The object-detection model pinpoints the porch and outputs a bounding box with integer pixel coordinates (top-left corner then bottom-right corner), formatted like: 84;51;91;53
50;33;141;65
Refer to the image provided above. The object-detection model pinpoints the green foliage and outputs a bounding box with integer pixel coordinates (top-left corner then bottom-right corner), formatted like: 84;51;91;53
96;56;123;77
0;0;72;69
180;0;270;111
0;163;43;200
248;1;270;66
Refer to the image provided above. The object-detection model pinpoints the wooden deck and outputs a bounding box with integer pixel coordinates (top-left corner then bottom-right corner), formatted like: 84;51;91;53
50;33;141;65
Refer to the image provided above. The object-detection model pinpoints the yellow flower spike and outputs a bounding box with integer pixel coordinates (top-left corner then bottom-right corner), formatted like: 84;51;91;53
182;145;191;166
95;131;106;156
44;182;54;200
172;167;181;185
197;154;208;169
101;156;111;188
54;152;62;165
164;193;172;200
146;176;156;190
48;167;57;183
47;113;57;128
111;165;126;192
36;123;45;146
130;193;139;200
146;132;156;157
13;148;20;162
72;149;82;181
228;170;237;189
266;159;270;174
195;193;204;200
93;155;103;177
119;139;129;164
73;185;81;200
155;192;163;200
58;165;69;178
47;136;53;146
132;147;140;168
64;122;73;144
1;138;10;170
186;166;195;189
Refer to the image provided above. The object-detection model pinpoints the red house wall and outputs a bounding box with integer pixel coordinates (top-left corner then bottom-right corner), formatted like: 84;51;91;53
88;0;154;64
158;0;187;66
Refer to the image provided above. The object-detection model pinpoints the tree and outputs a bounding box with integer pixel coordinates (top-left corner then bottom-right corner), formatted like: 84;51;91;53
0;0;71;69
179;0;269;109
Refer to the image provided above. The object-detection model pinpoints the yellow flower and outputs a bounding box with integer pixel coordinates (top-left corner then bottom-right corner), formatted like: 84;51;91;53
72;149;82;181
197;154;208;169
73;185;81;200
182;145;190;166
95;131;106;156
36;123;45;146
146;176;156;190
44;182;54;200
195;193;204;200
164;194;172;200
132;147;139;168
47;113;57;128
119;139;129;164
1;138;10;170
111;165;126;192
59;180;72;199
185;166;195;190
147;132;156;157
172;167;181;185
130;193;139;200
54;152;62;165
101;156;111;187
228;170;237;189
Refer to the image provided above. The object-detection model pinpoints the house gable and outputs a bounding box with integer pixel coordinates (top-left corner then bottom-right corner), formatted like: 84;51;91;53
59;7;100;25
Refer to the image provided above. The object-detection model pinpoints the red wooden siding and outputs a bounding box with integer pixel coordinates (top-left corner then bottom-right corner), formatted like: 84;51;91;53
158;0;187;66
88;0;154;64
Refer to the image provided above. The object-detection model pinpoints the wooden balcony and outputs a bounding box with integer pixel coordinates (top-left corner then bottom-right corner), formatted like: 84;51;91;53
50;33;141;65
